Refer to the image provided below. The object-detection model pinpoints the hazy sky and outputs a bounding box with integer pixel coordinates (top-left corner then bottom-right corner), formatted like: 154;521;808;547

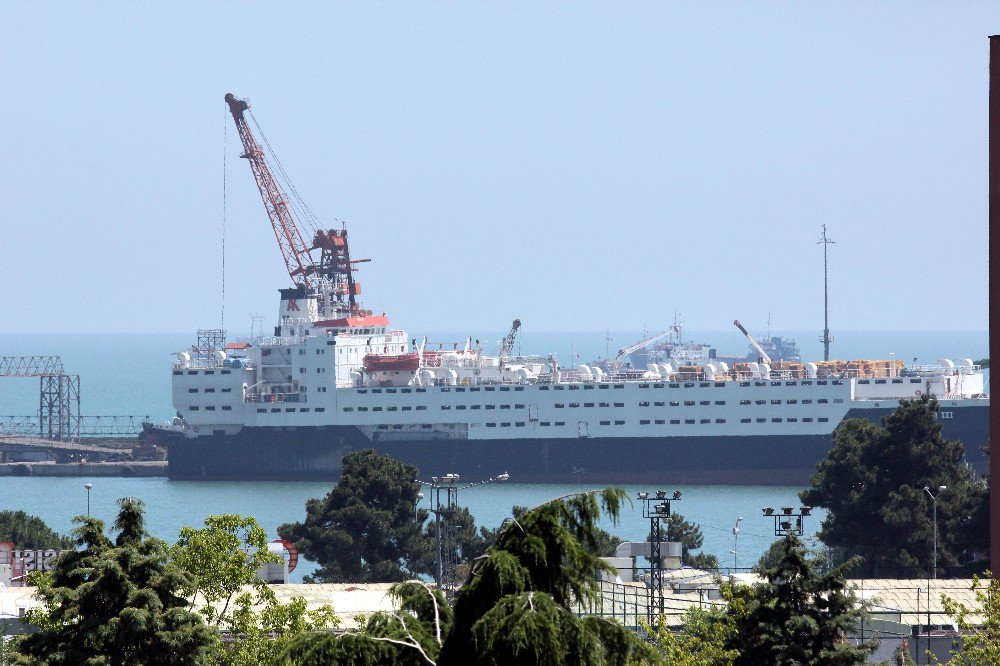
1;3;995;334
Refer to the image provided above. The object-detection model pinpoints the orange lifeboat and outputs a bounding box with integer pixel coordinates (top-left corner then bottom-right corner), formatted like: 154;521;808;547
363;353;420;372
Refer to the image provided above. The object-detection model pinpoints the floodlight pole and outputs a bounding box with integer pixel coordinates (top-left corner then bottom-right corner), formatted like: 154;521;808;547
762;505;812;537
420;472;509;598
639;490;682;624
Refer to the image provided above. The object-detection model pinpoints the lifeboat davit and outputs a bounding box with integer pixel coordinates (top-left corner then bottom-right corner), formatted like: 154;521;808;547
363;353;420;372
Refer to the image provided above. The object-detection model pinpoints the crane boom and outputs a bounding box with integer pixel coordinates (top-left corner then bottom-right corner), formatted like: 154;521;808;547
734;320;772;365
499;319;522;368
614;330;672;366
225;93;316;289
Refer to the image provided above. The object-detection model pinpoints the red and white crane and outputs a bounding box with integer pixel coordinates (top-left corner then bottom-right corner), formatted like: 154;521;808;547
224;92;366;315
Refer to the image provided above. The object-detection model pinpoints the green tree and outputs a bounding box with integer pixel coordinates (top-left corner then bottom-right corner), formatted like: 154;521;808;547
278;449;434;582
171;513;340;665
439;488;663;665
172;513;279;626
642;603;738;666
800;396;988;577
280;489;662;664
478;504;625;559
0;510;72;550
12;498;218;665
665;512;720;569
279;581;451;665
725;535;871;665
939;572;1000;665
226;592;341;666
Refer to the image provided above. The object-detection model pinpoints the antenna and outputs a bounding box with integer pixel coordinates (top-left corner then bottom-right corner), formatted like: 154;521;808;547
818;225;835;361
222;104;228;330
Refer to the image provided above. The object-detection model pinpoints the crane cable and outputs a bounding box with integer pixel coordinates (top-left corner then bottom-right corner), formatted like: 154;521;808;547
248;109;322;238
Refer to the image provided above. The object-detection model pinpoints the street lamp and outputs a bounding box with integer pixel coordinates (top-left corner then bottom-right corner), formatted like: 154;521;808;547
85;483;92;516
731;517;744;571
923;485;947;579
416;492;424;522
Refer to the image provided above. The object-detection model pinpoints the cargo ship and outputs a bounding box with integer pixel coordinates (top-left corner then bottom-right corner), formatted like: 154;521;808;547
145;93;990;484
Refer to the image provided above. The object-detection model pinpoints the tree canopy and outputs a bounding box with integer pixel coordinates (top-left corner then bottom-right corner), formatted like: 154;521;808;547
171;513;340;665
13;498;218;665
439;488;662;665
276;489;661;665
0;510;72;550
800;395;988;577
726;535;871;665
278;449;434;582
941;572;1000;665
643;604;738;666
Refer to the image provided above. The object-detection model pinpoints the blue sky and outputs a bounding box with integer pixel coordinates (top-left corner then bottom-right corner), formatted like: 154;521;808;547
1;3;995;333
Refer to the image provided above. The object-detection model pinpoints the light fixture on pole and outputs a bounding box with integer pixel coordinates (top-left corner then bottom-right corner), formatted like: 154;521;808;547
923;485;947;579
762;505;811;536
85;483;93;516
419;471;510;598
732;517;743;571
639;489;682;624
416;492;424;522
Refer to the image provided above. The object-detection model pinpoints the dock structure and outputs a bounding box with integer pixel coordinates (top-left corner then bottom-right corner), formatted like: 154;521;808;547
0;355;80;441
0;355;159;466
0;432;132;457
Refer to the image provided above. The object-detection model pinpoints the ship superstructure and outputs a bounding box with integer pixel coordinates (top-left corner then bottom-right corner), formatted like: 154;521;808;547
151;93;990;484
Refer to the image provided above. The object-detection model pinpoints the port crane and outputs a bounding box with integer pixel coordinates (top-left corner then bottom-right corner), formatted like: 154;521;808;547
613;331;672;369
224;92;367;315
733;320;772;365
498;319;522;369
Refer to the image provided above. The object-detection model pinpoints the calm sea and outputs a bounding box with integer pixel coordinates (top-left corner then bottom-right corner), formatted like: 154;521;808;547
0;330;987;581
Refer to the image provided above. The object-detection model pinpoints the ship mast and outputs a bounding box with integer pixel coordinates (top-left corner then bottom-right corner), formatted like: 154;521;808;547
818;225;835;361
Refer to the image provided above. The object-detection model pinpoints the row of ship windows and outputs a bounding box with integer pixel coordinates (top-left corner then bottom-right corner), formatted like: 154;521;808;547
188;406;331;413
563;398;841;407
345;404;529;412
359;386;526;394
252;407;327;413
340;398;842;413
538;418;829;425
176;370;233;376
369;417;832;429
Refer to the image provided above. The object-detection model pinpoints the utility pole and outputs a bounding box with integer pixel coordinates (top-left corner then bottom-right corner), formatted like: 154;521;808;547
818;225;835;361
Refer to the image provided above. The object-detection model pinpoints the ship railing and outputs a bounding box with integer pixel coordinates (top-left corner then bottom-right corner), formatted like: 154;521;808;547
245;392;305;404
260;336;306;347
902;364;981;375
173;358;252;371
